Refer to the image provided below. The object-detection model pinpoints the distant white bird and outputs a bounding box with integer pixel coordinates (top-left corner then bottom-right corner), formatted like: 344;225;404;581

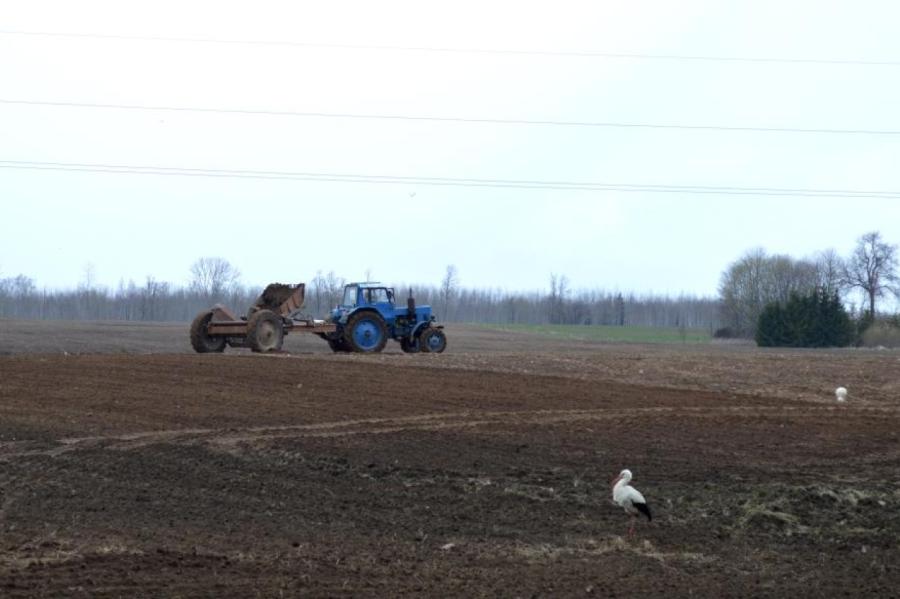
612;469;652;537
835;387;848;402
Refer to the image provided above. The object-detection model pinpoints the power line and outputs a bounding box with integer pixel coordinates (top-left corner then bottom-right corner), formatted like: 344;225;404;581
3;99;898;136
2;29;899;67
3;160;899;198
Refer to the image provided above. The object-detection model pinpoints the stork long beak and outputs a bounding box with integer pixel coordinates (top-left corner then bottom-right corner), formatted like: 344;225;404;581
611;473;622;487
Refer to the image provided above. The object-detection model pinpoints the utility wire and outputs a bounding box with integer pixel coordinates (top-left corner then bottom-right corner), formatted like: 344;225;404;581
3;160;899;198
3;99;898;136
2;29;899;67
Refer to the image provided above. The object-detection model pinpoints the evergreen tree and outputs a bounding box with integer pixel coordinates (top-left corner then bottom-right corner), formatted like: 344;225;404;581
756;302;786;346
823;292;855;346
756;289;854;347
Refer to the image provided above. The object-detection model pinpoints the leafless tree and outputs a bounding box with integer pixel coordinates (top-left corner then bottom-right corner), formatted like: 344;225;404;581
718;248;818;336
310;271;326;315
81;262;96;290
1;274;36;299
323;271;346;311
76;262;103;320
814;249;845;295
140;276;170;321
843;231;899;316
189;257;240;299
718;248;766;335
305;271;345;316
503;293;523;324
440;265;459;320
548;273;571;324
763;255;817;303
614;292;625;326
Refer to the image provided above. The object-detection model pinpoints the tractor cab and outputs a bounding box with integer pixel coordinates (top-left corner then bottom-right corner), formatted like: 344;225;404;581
337;283;395;314
332;282;402;328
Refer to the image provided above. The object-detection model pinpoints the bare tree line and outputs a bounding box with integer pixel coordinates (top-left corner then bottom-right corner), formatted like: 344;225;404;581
388;283;719;328
0;257;255;322
0;276;260;322
0;258;720;328
4;232;896;333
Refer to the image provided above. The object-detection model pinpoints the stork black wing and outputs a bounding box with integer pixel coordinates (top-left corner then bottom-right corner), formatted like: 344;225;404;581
634;501;652;522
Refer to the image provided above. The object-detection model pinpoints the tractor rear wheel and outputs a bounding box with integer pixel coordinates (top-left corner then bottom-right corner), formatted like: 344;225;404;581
247;309;284;353
345;311;388;353
420;328;447;353
190;310;227;353
400;336;421;353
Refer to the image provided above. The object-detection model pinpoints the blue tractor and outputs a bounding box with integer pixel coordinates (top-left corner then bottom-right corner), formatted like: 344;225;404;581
323;282;447;354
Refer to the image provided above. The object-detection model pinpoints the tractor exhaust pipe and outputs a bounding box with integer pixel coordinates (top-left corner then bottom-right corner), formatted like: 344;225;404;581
407;288;416;317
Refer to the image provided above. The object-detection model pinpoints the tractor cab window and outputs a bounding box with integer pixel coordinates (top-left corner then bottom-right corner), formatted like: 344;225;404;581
342;286;358;307
367;288;391;304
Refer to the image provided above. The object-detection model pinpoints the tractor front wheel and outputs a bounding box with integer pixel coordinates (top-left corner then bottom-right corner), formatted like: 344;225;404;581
190;310;227;353
345;312;388;353
420;328;447;353
247;309;284;353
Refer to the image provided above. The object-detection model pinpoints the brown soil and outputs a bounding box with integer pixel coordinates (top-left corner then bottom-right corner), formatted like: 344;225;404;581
0;321;898;597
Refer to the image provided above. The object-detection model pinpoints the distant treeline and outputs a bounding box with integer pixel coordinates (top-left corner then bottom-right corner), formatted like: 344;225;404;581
0;270;720;329
4;229;896;336
0;275;260;323
389;286;719;328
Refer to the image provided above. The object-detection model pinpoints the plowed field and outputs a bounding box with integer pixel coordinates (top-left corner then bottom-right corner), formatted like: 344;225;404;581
0;321;898;597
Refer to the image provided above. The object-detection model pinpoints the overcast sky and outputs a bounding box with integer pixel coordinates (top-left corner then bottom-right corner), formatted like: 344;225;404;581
2;1;899;297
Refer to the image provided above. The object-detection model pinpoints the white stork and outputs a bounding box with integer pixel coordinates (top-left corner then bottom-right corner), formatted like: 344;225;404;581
612;468;652;536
